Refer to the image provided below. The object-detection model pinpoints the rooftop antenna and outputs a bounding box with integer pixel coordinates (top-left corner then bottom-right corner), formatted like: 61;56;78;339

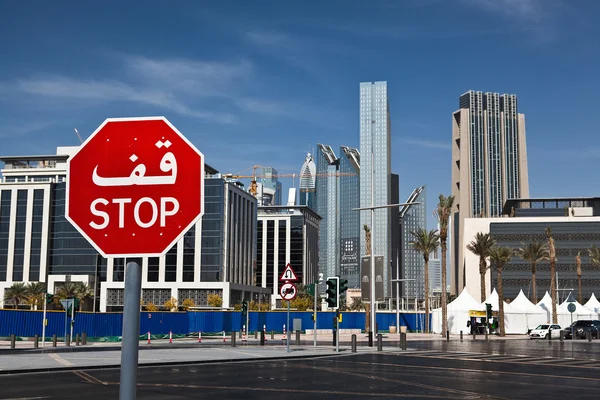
74;128;83;144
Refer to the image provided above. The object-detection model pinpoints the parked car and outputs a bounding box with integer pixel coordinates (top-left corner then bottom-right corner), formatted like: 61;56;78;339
529;324;562;339
564;320;600;339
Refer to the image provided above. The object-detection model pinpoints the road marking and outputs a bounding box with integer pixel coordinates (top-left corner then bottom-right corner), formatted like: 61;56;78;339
72;370;107;386
214;348;267;358
294;363;507;400
342;359;600;382
102;381;463;398
47;353;74;366
0;397;49;400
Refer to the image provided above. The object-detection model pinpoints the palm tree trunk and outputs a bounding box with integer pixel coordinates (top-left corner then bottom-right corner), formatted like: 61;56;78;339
365;304;370;333
578;275;582;304
424;259;430;334
441;242;448;337
550;259;557;324
498;269;505;337
531;263;537;303
479;258;486;303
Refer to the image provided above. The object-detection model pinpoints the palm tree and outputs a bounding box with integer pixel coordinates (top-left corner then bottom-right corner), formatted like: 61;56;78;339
55;282;78;308
516;241;549;303
410;228;440;334
467;232;495;302
576;252;583;304
434;194;454;337
349;297;366;311
489;246;513;337
546;227;558;324
26;282;46;310
4;282;29;309
589;246;600;302
73;282;93;311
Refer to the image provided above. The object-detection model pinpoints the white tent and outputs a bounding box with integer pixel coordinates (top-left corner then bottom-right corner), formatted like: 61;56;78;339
584;294;600;317
559;298;595;321
431;288;482;334
503;290;547;333
482;288;518;312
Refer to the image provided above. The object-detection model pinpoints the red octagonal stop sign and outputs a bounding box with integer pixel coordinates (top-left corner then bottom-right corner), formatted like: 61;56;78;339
66;117;204;257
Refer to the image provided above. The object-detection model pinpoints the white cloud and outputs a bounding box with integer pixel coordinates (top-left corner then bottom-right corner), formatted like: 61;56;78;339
15;76;238;124
464;0;549;22
402;138;451;150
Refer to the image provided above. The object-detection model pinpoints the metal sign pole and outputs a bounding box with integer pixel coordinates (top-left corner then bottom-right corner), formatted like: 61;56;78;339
286;300;291;353
313;284;317;347
119;262;142;400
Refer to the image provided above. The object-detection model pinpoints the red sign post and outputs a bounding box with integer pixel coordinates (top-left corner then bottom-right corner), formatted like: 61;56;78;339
66;116;204;257
65;117;203;400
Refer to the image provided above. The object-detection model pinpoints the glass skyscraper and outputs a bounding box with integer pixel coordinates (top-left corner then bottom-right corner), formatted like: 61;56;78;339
259;167;282;206
451;90;529;294
400;186;426;299
299;153;316;210
359;81;392;297
339;146;361;288
315;144;339;282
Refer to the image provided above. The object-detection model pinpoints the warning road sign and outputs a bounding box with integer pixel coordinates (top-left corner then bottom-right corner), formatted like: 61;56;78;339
279;263;298;281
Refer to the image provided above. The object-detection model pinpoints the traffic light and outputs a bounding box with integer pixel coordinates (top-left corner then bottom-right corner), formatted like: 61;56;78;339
485;303;492;320
45;293;54;304
241;300;248;317
326;277;339;309
339;279;348;294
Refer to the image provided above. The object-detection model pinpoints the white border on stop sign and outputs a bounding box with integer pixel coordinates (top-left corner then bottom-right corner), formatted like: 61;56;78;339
65;116;205;258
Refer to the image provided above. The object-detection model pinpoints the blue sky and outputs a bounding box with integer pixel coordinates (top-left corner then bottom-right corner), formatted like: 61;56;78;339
1;0;599;228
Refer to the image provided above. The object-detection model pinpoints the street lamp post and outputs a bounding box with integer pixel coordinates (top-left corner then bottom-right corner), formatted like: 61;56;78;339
352;201;419;340
391;278;416;337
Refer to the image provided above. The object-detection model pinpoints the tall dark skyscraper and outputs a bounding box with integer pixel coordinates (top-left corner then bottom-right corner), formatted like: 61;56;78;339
451;90;529;294
339;146;360;288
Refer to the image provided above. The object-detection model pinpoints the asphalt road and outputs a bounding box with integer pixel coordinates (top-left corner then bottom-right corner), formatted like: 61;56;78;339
2;349;600;399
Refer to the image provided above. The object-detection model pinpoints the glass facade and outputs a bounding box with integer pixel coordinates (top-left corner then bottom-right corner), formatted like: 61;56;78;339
12;190;27;281
29;189;44;281
0;191;10;281
401;187;426;298
201;179;225;282
259;167;282;206
299;153;316;211
339;146;360;288
315;145;338;281
359;81;392;296
48;183;106;279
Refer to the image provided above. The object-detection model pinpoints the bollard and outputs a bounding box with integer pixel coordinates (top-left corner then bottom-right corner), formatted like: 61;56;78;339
239;330;242;339
65;334;71;347
296;330;301;346
560;331;564;342
271;330;274;340
460;330;463;341
169;331;173;344
76;333;80;346
446;330;450;341
10;334;16;349
588;331;593;342
34;334;39;348
485;332;488;341
368;331;373;347
333;329;337;347
52;334;57;347
401;332;407;350
254;330;258;339
260;330;265;346
231;332;236;347
82;332;87;345
473;332;476;340
376;323;379;334
351;334;357;353
377;333;383;351
548;331;552;341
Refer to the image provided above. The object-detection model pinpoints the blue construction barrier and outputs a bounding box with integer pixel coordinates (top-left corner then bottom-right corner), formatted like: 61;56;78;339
0;309;431;338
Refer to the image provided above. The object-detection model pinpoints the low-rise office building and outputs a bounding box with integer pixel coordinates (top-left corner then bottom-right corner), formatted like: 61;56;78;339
0;147;269;310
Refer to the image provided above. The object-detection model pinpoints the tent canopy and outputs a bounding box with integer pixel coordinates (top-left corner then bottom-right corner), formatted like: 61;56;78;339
583;294;600;313
508;290;545;314
448;287;482;312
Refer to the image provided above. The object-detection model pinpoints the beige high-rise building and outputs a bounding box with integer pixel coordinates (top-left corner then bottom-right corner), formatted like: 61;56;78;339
451;90;529;295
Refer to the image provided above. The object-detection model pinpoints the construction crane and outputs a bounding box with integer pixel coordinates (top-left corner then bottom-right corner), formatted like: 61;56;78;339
224;165;356;197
